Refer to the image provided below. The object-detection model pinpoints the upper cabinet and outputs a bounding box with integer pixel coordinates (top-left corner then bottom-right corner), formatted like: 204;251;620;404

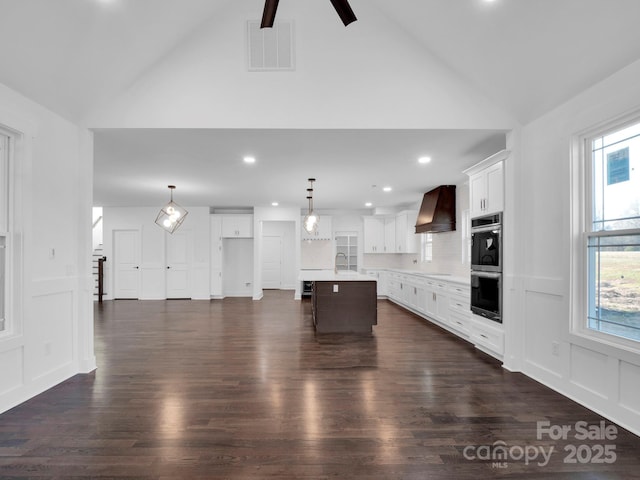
301;215;332;240
464;150;509;218
384;217;397;253
221;214;253;238
363;217;385;253
363;211;418;254
395;210;419;254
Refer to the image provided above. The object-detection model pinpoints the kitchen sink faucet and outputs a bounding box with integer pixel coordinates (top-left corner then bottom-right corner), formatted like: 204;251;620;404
334;252;348;273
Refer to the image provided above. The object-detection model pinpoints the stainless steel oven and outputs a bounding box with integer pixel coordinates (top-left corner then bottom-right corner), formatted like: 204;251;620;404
470;212;502;323
471;213;502;272
470;271;502;323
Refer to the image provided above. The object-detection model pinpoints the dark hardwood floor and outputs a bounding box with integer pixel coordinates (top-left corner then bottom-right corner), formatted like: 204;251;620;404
1;291;639;479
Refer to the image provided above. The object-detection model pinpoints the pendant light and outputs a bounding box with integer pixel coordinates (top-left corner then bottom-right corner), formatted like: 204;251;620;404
303;178;319;234
155;185;188;234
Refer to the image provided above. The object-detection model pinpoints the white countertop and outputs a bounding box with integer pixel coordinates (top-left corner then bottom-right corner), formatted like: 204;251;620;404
363;268;470;286
299;269;375;282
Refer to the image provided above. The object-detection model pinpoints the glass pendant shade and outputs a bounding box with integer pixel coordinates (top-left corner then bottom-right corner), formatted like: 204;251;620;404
155;186;188;234
303;211;319;233
303;178;319;234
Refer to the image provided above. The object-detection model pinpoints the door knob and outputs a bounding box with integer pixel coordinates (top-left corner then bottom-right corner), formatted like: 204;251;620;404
134;266;139;269
167;266;171;269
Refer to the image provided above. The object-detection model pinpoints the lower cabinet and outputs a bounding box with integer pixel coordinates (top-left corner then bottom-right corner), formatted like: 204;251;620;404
470;318;505;357
377;270;504;361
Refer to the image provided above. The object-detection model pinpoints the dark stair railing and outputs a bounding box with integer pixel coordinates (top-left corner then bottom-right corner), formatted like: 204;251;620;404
98;256;106;303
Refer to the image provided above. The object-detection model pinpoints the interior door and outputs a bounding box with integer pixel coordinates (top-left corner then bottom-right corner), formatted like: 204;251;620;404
166;229;191;299
261;235;282;289
114;229;140;299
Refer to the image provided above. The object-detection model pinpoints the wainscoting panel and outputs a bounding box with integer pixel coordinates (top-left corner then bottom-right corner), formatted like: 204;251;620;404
0;347;24;396
570;344;609;399
619;360;640;415
30;289;74;381
524;289;563;377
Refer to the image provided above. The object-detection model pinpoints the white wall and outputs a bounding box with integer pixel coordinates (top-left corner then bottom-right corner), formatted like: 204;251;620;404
0;82;95;415
102;206;210;300
516;59;640;435
85;1;514;130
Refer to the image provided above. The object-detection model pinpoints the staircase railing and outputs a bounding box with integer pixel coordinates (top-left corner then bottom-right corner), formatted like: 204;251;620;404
98;256;106;303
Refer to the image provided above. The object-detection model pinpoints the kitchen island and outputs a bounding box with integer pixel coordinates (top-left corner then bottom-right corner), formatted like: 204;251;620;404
299;270;377;334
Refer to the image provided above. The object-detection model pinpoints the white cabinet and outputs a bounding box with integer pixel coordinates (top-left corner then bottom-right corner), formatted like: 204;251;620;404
447;282;471;337
464;150;508;218
381;269;504;361
384;217;396;253
365;269;387;296
210;215;223;297
469;162;503;217
424;279;449;323
470;317;504;357
363;217;385;253
363;212;417;254
395;210;418;254
221;215;253;238
386;272;402;301
362;216;396;253
301;216;332;240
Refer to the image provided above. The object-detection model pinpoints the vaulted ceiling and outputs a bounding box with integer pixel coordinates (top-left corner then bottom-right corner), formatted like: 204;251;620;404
1;0;640;209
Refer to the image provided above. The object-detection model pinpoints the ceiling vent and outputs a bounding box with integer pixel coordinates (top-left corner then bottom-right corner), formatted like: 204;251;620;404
247;21;295;71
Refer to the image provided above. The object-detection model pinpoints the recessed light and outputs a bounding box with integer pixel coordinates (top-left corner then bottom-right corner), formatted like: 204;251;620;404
383;186;392;192
243;156;256;164
365;202;372;207
271;202;279;207
418;156;432;164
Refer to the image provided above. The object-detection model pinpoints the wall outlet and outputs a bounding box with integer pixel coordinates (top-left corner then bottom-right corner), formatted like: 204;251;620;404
333;284;339;293
551;341;560;356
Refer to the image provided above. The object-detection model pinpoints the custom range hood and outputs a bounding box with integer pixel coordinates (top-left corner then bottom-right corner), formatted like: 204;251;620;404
415;185;456;233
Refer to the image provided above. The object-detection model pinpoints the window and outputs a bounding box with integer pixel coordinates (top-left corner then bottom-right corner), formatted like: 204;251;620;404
584;119;640;343
420;233;433;263
335;233;358;272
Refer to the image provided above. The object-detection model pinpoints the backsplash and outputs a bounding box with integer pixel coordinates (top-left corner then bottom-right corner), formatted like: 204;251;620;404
301;239;333;269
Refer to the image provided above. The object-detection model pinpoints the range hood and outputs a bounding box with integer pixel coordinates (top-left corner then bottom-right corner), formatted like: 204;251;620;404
415;185;456;233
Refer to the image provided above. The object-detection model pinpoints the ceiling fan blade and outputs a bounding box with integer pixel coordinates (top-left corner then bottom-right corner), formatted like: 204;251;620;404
329;0;357;26
260;0;279;28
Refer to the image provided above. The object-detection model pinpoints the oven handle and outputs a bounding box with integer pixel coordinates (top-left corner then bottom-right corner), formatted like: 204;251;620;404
471;271;502;279
471;224;502;234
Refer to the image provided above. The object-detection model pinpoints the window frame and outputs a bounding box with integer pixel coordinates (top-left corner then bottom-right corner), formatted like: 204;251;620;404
420;232;433;263
571;112;640;353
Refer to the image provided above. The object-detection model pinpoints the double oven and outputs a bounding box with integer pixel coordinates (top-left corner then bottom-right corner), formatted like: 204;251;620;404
470;213;502;323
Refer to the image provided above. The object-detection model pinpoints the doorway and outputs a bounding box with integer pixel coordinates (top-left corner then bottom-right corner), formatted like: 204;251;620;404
262;235;282;289
261;221;296;290
113;229;140;299
165;229;192;299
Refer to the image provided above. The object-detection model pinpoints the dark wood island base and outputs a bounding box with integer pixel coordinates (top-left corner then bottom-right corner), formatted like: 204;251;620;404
312;280;377;333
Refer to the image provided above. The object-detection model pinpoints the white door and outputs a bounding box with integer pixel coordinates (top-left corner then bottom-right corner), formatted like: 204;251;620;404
114;229;140;299
166;230;191;299
261;235;282;289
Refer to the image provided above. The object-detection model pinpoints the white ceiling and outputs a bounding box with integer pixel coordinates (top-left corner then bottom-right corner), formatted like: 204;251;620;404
93;128;506;209
2;0;640;210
